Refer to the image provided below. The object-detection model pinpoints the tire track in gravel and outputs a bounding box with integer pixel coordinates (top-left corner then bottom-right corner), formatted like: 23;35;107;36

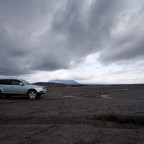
17;124;58;144
0;101;31;105
0;115;144;129
0;134;15;141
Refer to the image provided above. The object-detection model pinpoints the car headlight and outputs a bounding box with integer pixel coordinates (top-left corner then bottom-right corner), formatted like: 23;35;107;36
37;87;43;91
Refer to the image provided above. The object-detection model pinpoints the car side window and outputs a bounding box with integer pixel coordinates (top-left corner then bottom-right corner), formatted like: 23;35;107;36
12;80;21;85
0;80;11;85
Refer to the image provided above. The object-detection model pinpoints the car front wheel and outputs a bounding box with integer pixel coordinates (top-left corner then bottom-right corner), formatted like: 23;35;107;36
27;90;37;100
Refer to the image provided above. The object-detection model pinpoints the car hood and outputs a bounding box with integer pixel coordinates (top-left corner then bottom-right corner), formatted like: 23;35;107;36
29;85;44;88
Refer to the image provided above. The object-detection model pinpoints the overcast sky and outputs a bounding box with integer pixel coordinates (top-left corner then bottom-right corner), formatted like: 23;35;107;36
0;0;144;84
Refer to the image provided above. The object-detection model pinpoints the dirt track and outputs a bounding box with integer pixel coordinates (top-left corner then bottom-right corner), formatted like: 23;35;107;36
0;85;144;144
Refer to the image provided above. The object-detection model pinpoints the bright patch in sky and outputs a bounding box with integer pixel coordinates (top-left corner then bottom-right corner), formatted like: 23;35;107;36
0;0;144;84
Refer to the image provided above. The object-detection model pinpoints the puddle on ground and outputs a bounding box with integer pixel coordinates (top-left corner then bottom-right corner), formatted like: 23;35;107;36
64;95;111;99
64;96;75;98
101;95;110;99
122;89;128;91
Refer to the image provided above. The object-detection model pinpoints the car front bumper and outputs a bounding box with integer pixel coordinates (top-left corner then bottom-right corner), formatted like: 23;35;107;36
38;89;46;95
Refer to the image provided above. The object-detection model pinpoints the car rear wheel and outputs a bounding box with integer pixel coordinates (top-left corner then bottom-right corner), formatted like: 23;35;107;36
5;95;11;98
27;90;37;100
0;91;2;98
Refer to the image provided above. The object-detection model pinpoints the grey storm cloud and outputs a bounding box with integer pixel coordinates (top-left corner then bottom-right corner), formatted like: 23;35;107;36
0;0;144;75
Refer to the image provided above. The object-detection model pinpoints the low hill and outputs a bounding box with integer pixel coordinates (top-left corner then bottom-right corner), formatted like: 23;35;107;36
48;80;80;85
33;82;68;87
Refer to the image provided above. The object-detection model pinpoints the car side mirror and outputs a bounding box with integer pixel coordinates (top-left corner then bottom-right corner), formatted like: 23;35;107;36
20;83;24;86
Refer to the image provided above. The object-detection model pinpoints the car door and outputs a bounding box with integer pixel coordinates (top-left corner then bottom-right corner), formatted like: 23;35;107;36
1;80;12;94
11;80;27;94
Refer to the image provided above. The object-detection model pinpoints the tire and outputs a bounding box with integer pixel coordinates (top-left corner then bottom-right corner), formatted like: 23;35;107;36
0;91;2;98
5;95;11;98
27;90;37;100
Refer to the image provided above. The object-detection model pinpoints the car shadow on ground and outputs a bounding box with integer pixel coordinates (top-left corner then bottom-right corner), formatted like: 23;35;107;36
0;95;44;100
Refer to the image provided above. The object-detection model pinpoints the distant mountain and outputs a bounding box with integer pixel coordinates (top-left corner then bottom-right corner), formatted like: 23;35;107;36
49;80;80;85
33;82;68;87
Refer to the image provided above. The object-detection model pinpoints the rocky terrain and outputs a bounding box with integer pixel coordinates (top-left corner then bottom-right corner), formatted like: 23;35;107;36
0;84;144;144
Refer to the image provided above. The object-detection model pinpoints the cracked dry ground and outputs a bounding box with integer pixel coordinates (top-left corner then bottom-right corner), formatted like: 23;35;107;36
0;85;144;144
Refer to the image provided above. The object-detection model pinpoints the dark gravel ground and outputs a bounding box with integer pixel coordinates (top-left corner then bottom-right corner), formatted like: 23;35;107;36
0;85;144;144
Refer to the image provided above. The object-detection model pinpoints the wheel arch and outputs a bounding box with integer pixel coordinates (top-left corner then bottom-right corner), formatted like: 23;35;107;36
27;89;38;94
0;87;3;92
0;89;3;93
0;89;2;97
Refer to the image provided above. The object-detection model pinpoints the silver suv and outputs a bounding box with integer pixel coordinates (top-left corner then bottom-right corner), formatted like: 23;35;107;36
0;79;46;100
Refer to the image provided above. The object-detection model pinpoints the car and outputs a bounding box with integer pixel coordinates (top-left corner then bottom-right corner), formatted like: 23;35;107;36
0;79;46;100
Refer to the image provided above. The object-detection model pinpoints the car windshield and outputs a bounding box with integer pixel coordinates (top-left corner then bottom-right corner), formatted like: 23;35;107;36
21;80;31;85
